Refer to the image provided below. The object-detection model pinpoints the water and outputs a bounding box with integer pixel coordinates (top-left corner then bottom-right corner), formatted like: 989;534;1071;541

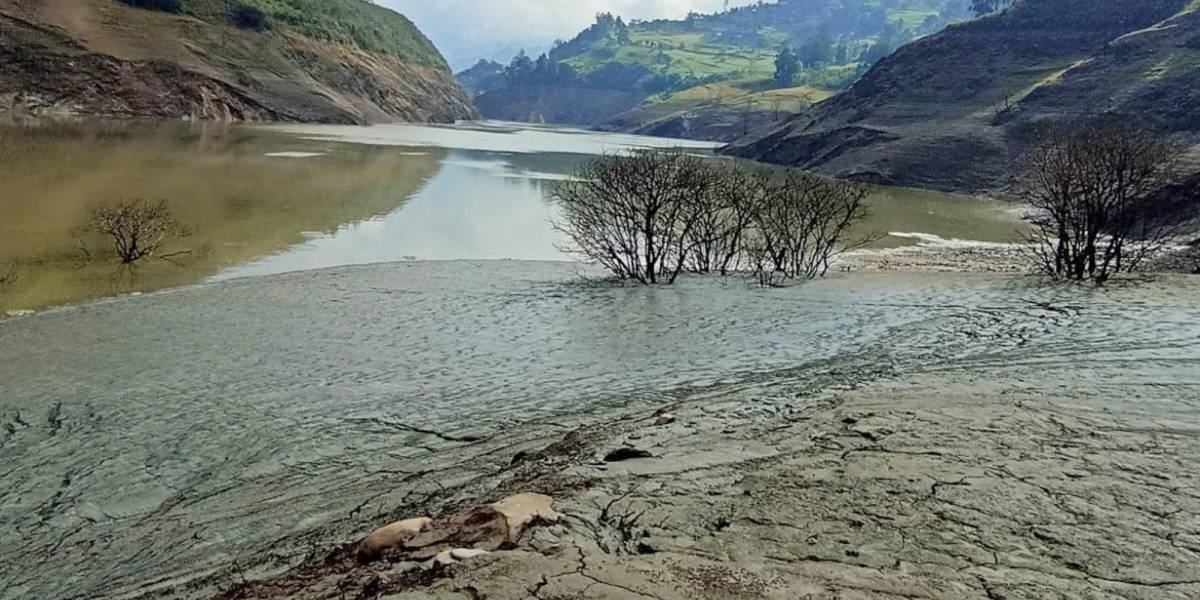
0;119;1021;314
0;118;1074;599
2;261;1198;599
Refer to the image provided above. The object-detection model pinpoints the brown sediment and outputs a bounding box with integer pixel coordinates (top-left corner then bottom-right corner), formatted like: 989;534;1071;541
209;300;1200;599
4;261;1198;599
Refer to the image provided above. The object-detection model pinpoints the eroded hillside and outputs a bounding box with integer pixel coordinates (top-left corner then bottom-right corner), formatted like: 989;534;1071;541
0;0;477;123
725;0;1200;194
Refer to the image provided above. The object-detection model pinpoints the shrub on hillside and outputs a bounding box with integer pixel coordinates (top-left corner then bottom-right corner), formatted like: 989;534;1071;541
118;0;183;14
231;4;269;31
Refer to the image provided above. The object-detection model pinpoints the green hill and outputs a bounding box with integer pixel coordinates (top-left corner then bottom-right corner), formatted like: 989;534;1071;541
467;0;973;137
726;0;1200;194
179;0;447;66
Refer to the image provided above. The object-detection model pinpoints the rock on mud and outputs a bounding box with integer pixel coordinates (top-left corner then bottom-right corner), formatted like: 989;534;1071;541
358;493;560;564
604;447;654;462
359;517;433;561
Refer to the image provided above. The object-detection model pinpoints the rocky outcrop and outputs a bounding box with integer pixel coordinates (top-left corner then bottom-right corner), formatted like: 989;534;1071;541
0;1;476;124
725;0;1200;195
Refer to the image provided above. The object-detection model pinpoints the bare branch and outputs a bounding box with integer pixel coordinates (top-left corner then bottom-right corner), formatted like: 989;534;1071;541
76;199;193;265
1017;121;1195;283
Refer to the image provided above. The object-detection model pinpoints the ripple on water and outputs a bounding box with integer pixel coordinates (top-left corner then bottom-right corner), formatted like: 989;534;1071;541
1;261;1198;599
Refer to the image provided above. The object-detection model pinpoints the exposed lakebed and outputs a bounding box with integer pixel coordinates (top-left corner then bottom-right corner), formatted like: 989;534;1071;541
0;120;1137;600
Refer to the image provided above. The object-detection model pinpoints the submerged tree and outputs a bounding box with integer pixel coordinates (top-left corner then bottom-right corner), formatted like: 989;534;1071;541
553;152;870;285
79;199;193;264
1019;123;1192;283
552;151;715;284
683;163;765;276
744;171;870;285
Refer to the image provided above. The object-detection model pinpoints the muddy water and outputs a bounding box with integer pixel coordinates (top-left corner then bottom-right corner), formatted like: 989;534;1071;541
2;261;1199;599
0;120;716;314
0;119;1056;599
0;119;1021;314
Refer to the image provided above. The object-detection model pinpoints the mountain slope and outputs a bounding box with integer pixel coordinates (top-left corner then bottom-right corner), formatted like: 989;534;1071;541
0;0;476;123
468;0;971;137
725;0;1200;194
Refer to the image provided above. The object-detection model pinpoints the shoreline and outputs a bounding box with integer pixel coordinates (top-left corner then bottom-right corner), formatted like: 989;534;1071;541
5;240;1196;322
3;259;1198;600
214;276;1200;599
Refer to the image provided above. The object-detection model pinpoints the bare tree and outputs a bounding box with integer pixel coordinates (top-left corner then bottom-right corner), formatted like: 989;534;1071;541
745;170;870;285
552;151;714;284
79;199;193;264
1019;123;1191;283
554;152;870;285
682;162;764;276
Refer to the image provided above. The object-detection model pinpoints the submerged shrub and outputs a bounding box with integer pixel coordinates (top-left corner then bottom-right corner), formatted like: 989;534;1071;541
552;150;714;284
0;263;15;288
1019;122;1194;283
552;151;870;285
77;199;193;264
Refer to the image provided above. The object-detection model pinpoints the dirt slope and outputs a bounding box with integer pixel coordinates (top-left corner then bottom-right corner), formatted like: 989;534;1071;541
0;0;476;123
725;0;1200;195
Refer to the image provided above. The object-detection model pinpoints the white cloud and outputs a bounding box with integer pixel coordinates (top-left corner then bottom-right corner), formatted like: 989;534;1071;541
382;0;767;70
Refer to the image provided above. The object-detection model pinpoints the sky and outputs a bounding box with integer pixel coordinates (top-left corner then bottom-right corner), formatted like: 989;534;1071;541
384;0;768;71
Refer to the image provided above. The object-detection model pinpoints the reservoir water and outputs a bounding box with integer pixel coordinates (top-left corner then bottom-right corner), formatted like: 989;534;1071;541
0;119;1020;315
3;120;1163;600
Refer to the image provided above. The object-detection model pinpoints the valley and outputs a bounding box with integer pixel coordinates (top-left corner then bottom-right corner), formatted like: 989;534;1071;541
462;0;973;140
2;2;1199;599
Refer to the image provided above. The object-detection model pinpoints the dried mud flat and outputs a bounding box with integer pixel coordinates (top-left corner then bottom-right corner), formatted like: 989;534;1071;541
218;268;1200;600
2;261;1199;600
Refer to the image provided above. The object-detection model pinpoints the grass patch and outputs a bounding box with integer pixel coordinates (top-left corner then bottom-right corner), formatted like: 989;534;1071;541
181;0;445;66
638;78;833;121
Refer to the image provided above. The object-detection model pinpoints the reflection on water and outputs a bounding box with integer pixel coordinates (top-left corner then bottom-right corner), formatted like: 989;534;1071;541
0;118;1024;314
0;119;446;313
215;149;568;280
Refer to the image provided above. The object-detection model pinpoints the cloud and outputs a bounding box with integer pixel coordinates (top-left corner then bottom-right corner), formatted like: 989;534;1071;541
382;0;766;69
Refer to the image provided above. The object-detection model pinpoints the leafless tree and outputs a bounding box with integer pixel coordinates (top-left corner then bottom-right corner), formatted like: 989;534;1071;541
554;152;870;285
552;150;715;284
1019;123;1192;283
79;199;193;264
744;170;870;285
682;162;764;276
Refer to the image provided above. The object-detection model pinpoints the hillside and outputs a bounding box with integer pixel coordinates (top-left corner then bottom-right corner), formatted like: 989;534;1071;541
0;0;476;123
466;0;972;139
726;0;1200;194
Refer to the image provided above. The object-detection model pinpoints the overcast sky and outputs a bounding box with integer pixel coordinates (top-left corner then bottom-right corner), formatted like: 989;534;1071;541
383;0;767;70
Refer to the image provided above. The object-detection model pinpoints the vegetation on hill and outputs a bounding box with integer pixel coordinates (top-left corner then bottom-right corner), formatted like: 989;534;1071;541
171;0;448;66
466;0;977;135
1;0;474;123
115;0;448;67
491;0;975;95
725;0;1199;194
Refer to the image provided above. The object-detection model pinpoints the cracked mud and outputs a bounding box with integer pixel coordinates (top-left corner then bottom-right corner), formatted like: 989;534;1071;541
1;262;1198;599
